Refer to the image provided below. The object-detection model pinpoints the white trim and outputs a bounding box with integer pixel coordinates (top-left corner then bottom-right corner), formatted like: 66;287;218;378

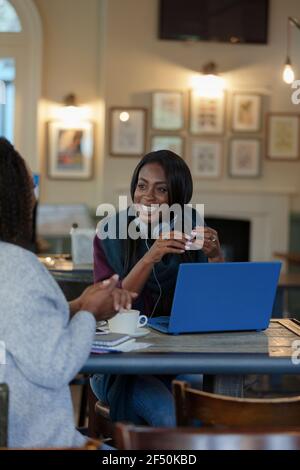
0;0;42;172
192;190;290;264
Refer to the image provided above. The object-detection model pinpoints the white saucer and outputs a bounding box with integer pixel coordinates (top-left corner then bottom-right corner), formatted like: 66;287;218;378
129;327;150;338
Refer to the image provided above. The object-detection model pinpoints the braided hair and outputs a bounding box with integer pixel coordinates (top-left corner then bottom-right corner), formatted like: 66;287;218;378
0;138;34;248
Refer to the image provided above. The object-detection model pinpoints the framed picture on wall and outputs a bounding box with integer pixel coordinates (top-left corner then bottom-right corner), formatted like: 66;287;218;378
231;93;262;133
266;113;300;161
152;91;184;131
189;91;225;136
229;138;261;178
47;121;94;180
109;108;147;157
150;135;184;157
191;140;223;179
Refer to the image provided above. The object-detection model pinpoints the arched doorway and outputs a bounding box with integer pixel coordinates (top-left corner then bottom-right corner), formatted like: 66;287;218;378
0;0;42;171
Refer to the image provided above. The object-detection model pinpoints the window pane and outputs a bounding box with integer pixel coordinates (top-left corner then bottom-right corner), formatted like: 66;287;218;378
0;58;16;142
0;0;22;32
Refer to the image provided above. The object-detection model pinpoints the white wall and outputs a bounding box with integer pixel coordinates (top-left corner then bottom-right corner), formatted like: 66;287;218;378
34;0;300;212
34;0;105;207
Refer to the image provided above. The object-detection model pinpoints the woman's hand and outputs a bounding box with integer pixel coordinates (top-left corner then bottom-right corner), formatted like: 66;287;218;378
69;274;138;321
190;226;224;261
143;231;191;264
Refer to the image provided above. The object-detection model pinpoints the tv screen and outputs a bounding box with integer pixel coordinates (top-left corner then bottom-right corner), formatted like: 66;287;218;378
159;0;269;44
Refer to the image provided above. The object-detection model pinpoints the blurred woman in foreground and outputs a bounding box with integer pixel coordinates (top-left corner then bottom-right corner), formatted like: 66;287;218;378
0;138;136;448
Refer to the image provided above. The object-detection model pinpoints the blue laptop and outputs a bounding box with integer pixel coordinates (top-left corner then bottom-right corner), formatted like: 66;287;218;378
148;262;281;334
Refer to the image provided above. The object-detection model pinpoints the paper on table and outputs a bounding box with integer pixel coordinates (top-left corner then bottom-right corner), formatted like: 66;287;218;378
91;339;152;354
117;341;152;352
91;338;136;352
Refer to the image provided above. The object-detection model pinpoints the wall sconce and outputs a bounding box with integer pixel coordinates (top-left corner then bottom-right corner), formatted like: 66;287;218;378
283;17;300;84
191;62;226;98
63;93;77;107
57;93;88;126
62;93;79;123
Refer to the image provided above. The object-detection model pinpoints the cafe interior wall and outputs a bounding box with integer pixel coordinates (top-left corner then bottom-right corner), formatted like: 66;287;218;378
35;0;300;218
34;0;105;209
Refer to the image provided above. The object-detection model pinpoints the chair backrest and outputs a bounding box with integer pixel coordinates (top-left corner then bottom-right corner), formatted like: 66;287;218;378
114;423;300;450
0;384;9;448
173;380;300;427
0;440;101;450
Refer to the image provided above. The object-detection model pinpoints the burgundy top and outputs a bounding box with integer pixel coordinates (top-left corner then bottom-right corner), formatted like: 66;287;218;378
93;236;118;283
93;236;153;315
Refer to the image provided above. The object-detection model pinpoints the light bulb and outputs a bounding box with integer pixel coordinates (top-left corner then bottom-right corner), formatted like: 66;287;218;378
119;112;130;122
283;63;295;84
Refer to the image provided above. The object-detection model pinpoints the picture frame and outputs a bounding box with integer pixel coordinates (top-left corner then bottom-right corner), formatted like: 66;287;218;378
47;121;94;180
231;93;262;133
266;113;300;161
151;91;184;131
109;107;147;157
150;135;184;157
190;140;223;179
229;138;261;178
189;91;225;136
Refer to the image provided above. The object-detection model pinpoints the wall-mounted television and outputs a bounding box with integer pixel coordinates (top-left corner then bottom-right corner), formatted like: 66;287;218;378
159;0;269;45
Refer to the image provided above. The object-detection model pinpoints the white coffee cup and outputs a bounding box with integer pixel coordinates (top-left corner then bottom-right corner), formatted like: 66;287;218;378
108;309;148;335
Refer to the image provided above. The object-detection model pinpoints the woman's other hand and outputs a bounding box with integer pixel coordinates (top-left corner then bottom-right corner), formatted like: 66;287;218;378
190;226;224;262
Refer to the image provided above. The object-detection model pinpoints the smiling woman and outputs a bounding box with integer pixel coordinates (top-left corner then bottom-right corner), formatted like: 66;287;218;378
91;149;224;428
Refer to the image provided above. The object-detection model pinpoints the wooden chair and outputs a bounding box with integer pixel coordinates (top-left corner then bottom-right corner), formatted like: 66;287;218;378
114;423;300;450
94;400;114;439
0;384;8;448
70;374;89;428
173;380;300;427
87;384;114;441
0;439;101;450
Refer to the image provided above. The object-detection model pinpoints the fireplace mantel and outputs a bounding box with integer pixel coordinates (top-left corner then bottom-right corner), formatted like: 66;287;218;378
193;190;290;263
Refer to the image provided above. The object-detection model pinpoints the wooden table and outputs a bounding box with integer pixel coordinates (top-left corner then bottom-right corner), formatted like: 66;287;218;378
82;319;300;397
279;273;300;289
273;274;300;317
274;252;300;268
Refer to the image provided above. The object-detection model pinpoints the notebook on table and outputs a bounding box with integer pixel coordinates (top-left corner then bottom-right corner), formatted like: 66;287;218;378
91;332;133;354
92;332;131;347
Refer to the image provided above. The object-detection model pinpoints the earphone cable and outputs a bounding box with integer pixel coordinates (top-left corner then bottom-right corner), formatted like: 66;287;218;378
145;239;162;319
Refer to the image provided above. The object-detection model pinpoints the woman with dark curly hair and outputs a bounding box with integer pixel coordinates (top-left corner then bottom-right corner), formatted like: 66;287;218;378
0;138;136;448
0;139;34;248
